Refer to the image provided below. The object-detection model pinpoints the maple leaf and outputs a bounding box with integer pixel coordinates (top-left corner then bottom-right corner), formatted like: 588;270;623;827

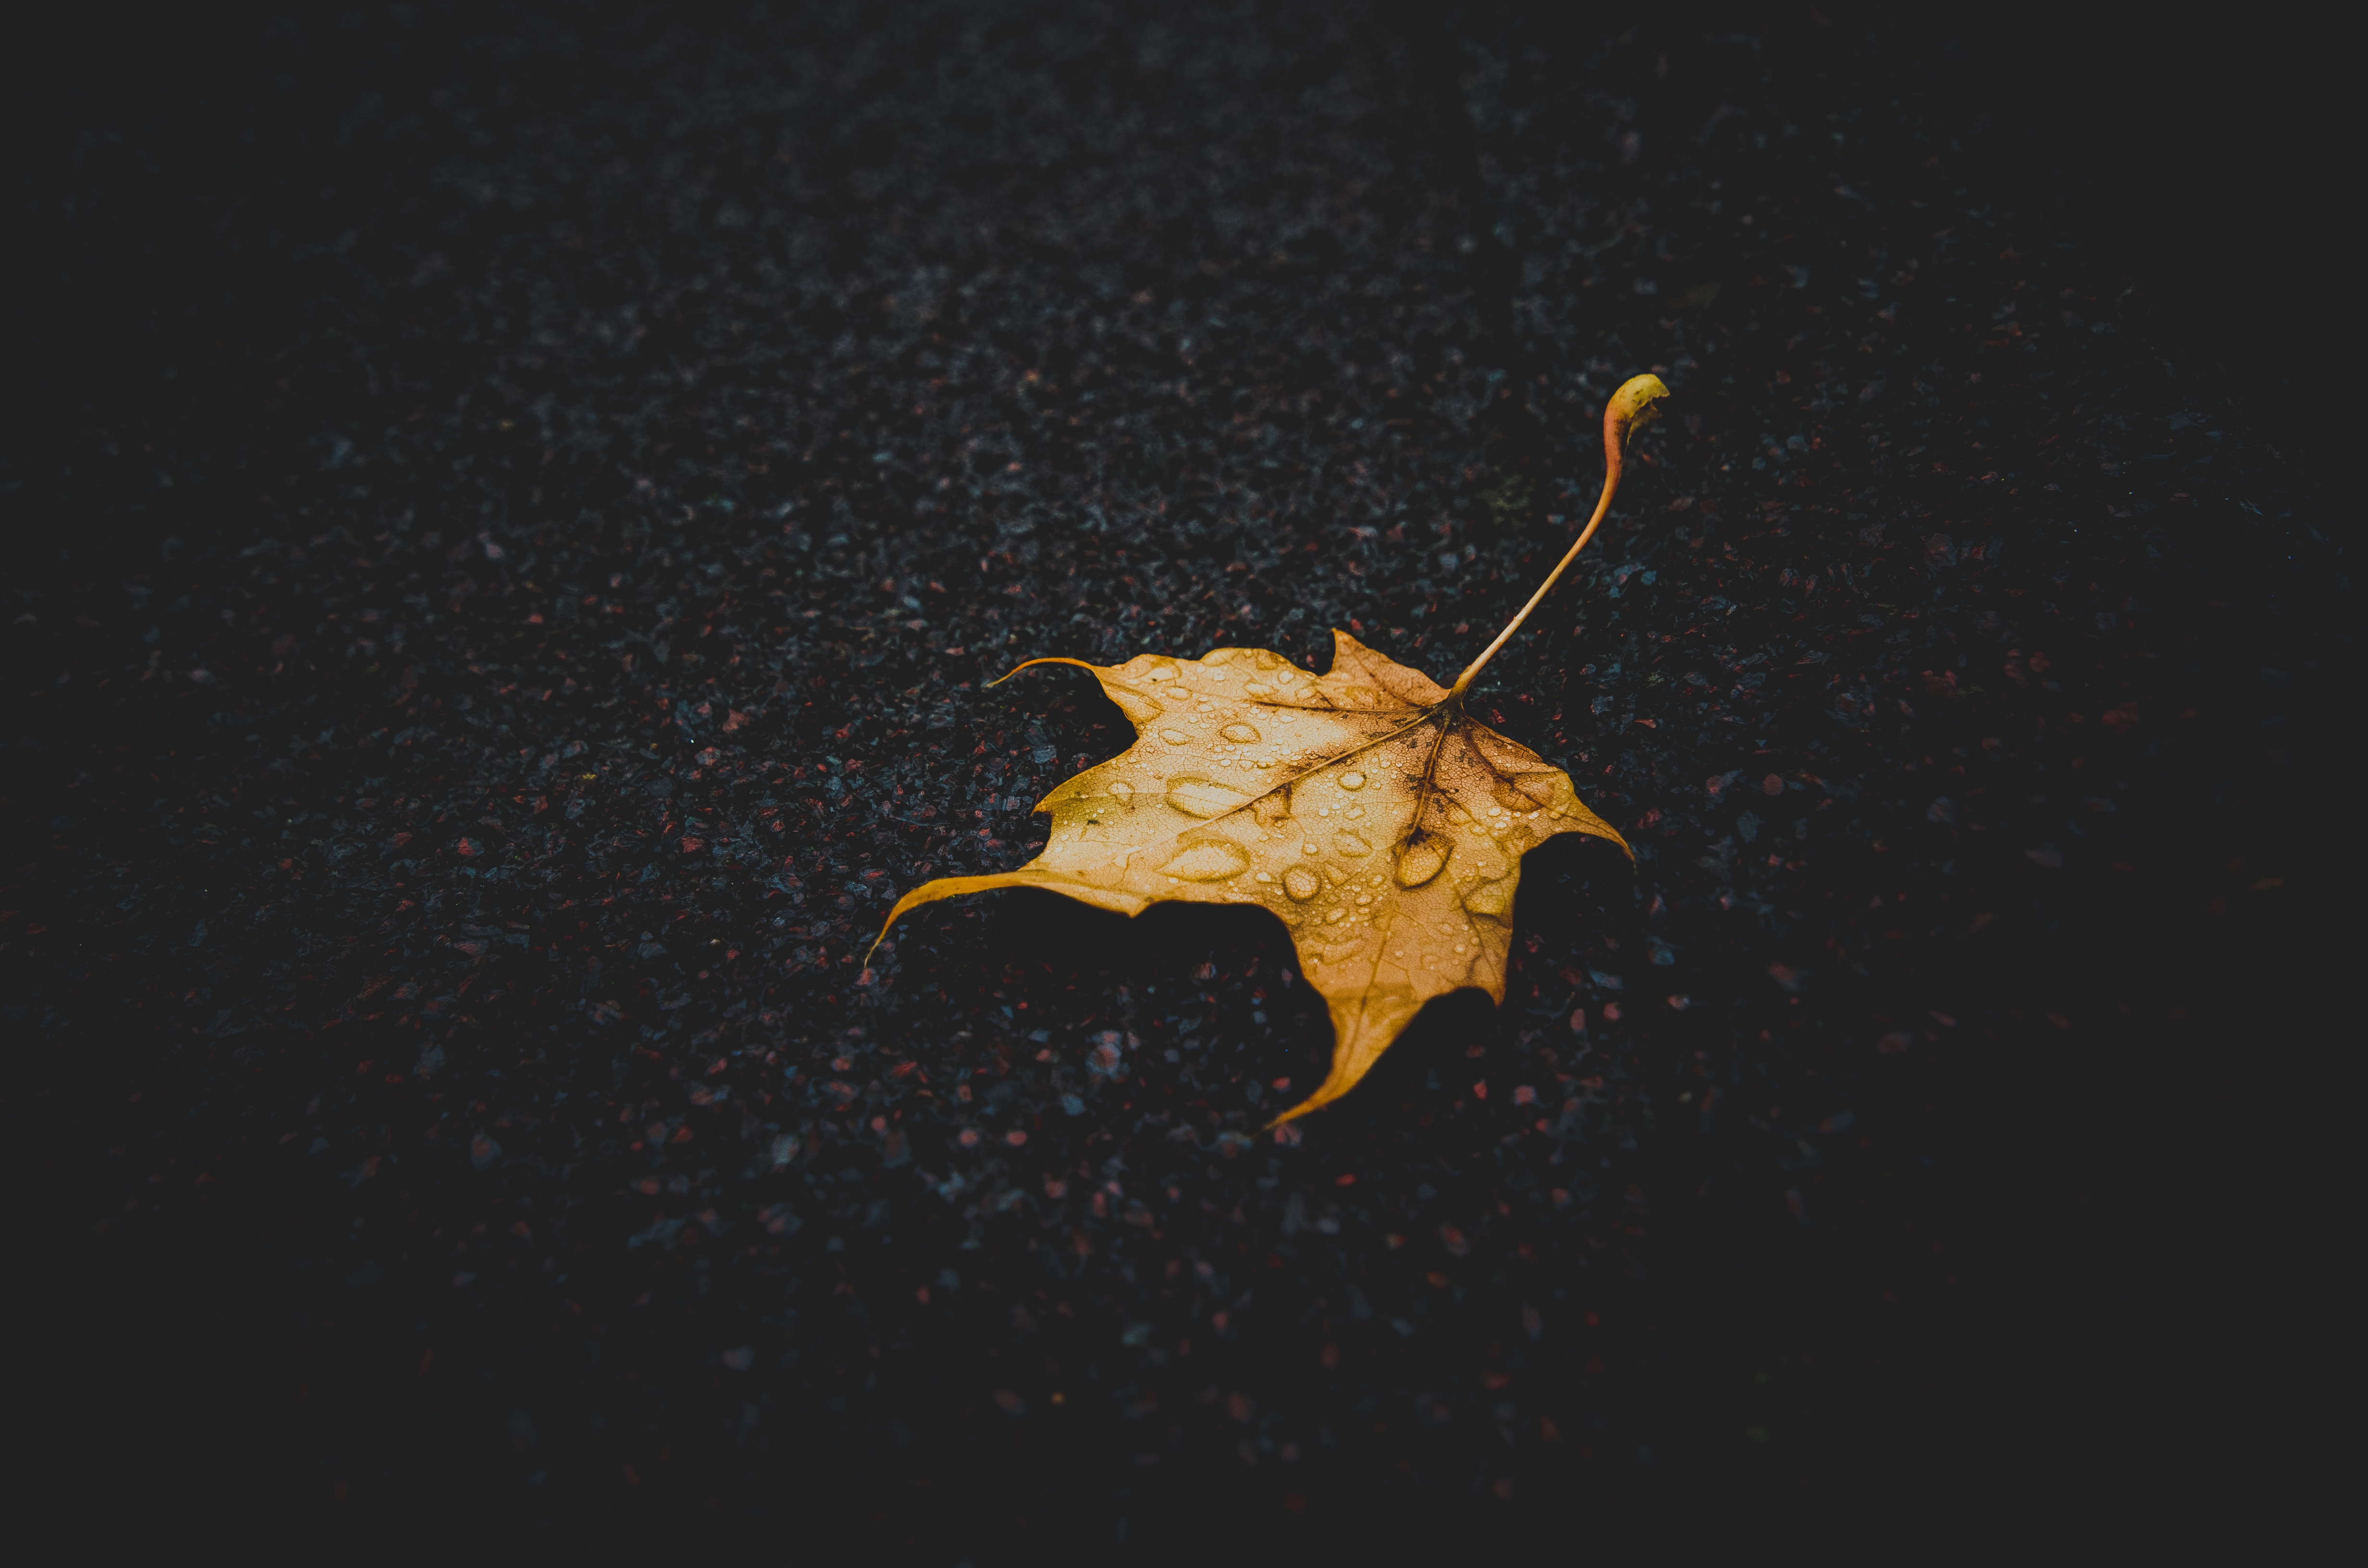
875;375;1669;1122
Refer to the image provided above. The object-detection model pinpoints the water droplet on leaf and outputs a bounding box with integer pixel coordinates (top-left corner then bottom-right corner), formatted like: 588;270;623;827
1164;777;1244;817
1159;840;1252;882
1462;877;1516;919
1396;837;1450;887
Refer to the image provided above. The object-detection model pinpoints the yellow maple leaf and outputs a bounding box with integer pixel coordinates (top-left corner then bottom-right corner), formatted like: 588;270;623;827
874;374;1669;1122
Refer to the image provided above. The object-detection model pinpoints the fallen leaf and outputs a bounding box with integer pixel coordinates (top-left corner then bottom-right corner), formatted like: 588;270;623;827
878;631;1628;1118
875;375;1667;1120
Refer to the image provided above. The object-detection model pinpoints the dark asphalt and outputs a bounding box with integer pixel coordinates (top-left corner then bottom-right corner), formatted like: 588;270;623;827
7;3;2347;1553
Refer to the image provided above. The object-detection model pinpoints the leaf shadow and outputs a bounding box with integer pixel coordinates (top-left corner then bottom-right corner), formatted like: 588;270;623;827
878;886;1339;1087
877;829;1636;1133
1311;832;1639;1138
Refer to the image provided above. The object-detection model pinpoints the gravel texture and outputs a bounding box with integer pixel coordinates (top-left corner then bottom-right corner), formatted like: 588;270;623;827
10;3;2346;1550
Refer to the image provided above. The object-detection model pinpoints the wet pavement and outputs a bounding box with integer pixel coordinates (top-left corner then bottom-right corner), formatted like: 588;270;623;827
8;3;2346;1551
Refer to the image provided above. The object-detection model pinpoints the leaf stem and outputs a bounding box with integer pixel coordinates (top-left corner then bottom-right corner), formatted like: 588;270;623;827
1445;374;1669;702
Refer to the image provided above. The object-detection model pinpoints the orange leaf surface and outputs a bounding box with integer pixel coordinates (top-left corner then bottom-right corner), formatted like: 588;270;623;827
873;374;1668;1121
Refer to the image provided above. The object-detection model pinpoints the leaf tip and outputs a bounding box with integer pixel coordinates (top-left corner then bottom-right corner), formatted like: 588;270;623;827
1607;372;1672;449
1267;1064;1364;1126
986;655;1096;688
